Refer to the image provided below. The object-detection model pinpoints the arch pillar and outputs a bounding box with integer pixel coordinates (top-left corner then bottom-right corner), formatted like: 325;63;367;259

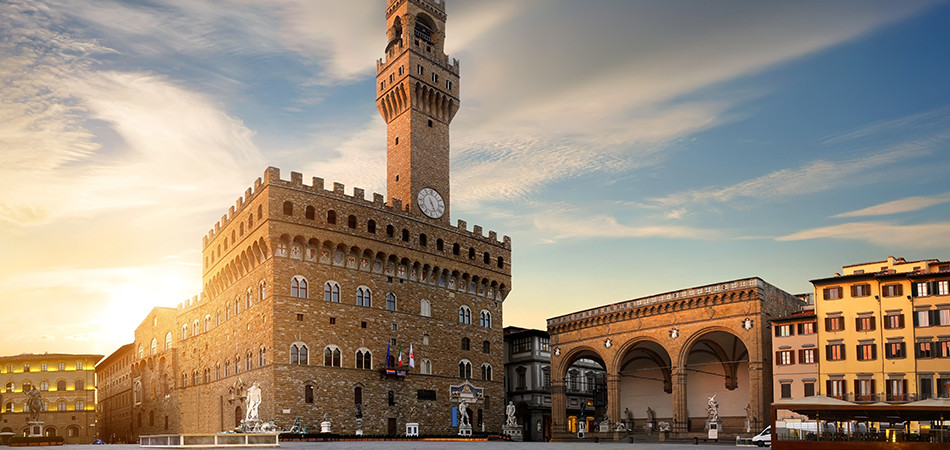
748;360;765;432
672;367;688;433
550;380;567;434
606;373;621;427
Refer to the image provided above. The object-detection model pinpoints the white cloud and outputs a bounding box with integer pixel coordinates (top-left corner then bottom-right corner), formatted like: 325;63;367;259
834;192;950;218
646;144;933;210
778;221;950;249
528;204;722;242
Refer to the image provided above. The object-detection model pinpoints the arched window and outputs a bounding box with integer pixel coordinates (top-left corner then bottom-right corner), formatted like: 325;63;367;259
458;360;472;378
245;288;253;309
386;293;396;311
497;257;504;269
437;238;444;251
234;296;240;315
245;351;252;371
356;287;372;307
305;206;315;220
224;361;231;377
468;247;475;259
258;280;266;301
419;233;427;246
39;381;48;391
257;204;263;219
481;364;492;381
354;386;363;405
482;340;491;353
480;310;492;328
258;346;266;367
165;332;172;351
324;346;341;367
282;201;293;216
386;225;394;238
150;338;158;355
420;299;431;317
459;306;471;324
324;281;340;303
290;344;309;365
138;344;144;359
291;276;308;298
204;315;212;332
453;243;460;255
401;229;409;242
57;400;66;411
367;220;376;233
304;384;314;403
355;349;372;369
193;319;199;336
327;210;337;224
193;371;199;386
461;337;470;351
347;215;356;229
483;252;490;264
421;359;432;375
75;379;84;390
56;380;66;391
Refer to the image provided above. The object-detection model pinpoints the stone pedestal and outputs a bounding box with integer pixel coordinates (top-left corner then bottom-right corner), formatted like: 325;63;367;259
355;419;363;436
27;421;44;437
405;423;419;437
320;421;331;434
458;424;472;437
503;425;523;441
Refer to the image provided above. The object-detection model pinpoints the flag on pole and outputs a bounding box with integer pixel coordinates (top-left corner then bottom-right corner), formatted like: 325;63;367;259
386;342;391;367
409;344;415;368
397;345;403;367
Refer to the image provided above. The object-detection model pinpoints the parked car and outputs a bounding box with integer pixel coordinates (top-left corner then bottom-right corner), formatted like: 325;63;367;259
752;426;771;447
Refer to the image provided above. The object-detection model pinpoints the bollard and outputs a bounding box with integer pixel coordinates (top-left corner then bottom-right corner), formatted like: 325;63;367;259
694;437;699;445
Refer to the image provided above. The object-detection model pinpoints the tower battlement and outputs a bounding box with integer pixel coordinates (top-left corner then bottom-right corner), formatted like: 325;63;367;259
376;38;459;76
202;167;510;250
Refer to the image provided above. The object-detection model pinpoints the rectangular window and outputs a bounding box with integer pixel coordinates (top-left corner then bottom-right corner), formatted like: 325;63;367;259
777;350;795;365
23;364;30;372
916;310;931;327
826;344;845;361
799;348;817;364
851;284;871;297
775;324;793;337
885;314;904;329
857;343;877;361
827;379;845;399
920;377;933;400
780;383;792;399
882;283;903;297
512;337;532;353
417;65;424;75
886;342;906;359
825;316;845;332
855;379;876;402
938;378;950;398
938;280;949;295
887;379;908;402
431;72;438;83
939;340;950;358
41;363;47;372
797;321;816;335
856;316;876;331
939;309;950;326
916;282;930;297
446;80;453;91
823;287;842;300
803;382;815;397
539;337;550;352
58;363;64;371
917;341;934;358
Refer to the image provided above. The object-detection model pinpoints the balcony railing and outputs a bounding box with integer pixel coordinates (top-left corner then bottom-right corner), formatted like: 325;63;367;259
842;393;917;403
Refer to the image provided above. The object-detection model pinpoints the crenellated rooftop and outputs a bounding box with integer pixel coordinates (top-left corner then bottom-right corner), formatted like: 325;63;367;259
377;35;459;76
202;167;510;250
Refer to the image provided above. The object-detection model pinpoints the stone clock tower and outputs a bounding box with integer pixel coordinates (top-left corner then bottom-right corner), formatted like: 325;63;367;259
377;0;459;224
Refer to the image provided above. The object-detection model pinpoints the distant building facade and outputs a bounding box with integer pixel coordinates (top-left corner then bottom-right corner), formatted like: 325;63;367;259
770;308;818;421
95;343;135;443
96;0;512;439
547;278;803;440
504;327;552;441
812;256;950;404
0;353;102;444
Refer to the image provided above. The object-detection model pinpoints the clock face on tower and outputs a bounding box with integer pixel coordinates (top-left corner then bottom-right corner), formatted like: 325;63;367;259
417;187;445;219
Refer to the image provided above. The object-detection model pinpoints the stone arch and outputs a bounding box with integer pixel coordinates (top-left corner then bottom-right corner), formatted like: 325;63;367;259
678;327;752;432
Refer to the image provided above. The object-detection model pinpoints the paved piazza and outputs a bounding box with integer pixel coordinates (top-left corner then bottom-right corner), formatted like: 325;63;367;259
62;442;734;450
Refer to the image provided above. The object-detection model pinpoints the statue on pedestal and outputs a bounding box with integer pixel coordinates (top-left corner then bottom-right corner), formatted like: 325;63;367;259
457;401;470;427
505;401;517;427
706;395;720;422
245;382;262;423
27;387;42;422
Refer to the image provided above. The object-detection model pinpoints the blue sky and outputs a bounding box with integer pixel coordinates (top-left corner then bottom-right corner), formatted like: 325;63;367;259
2;0;950;356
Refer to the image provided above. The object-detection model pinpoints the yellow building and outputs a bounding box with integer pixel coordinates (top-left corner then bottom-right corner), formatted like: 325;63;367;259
0;353;102;444
812;256;950;403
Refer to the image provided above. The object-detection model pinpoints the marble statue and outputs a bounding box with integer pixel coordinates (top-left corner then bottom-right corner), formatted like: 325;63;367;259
625;407;634;423
458;401;470;427
245;381;262;422
706;395;720;421
646;406;655;422
505;401;517;427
